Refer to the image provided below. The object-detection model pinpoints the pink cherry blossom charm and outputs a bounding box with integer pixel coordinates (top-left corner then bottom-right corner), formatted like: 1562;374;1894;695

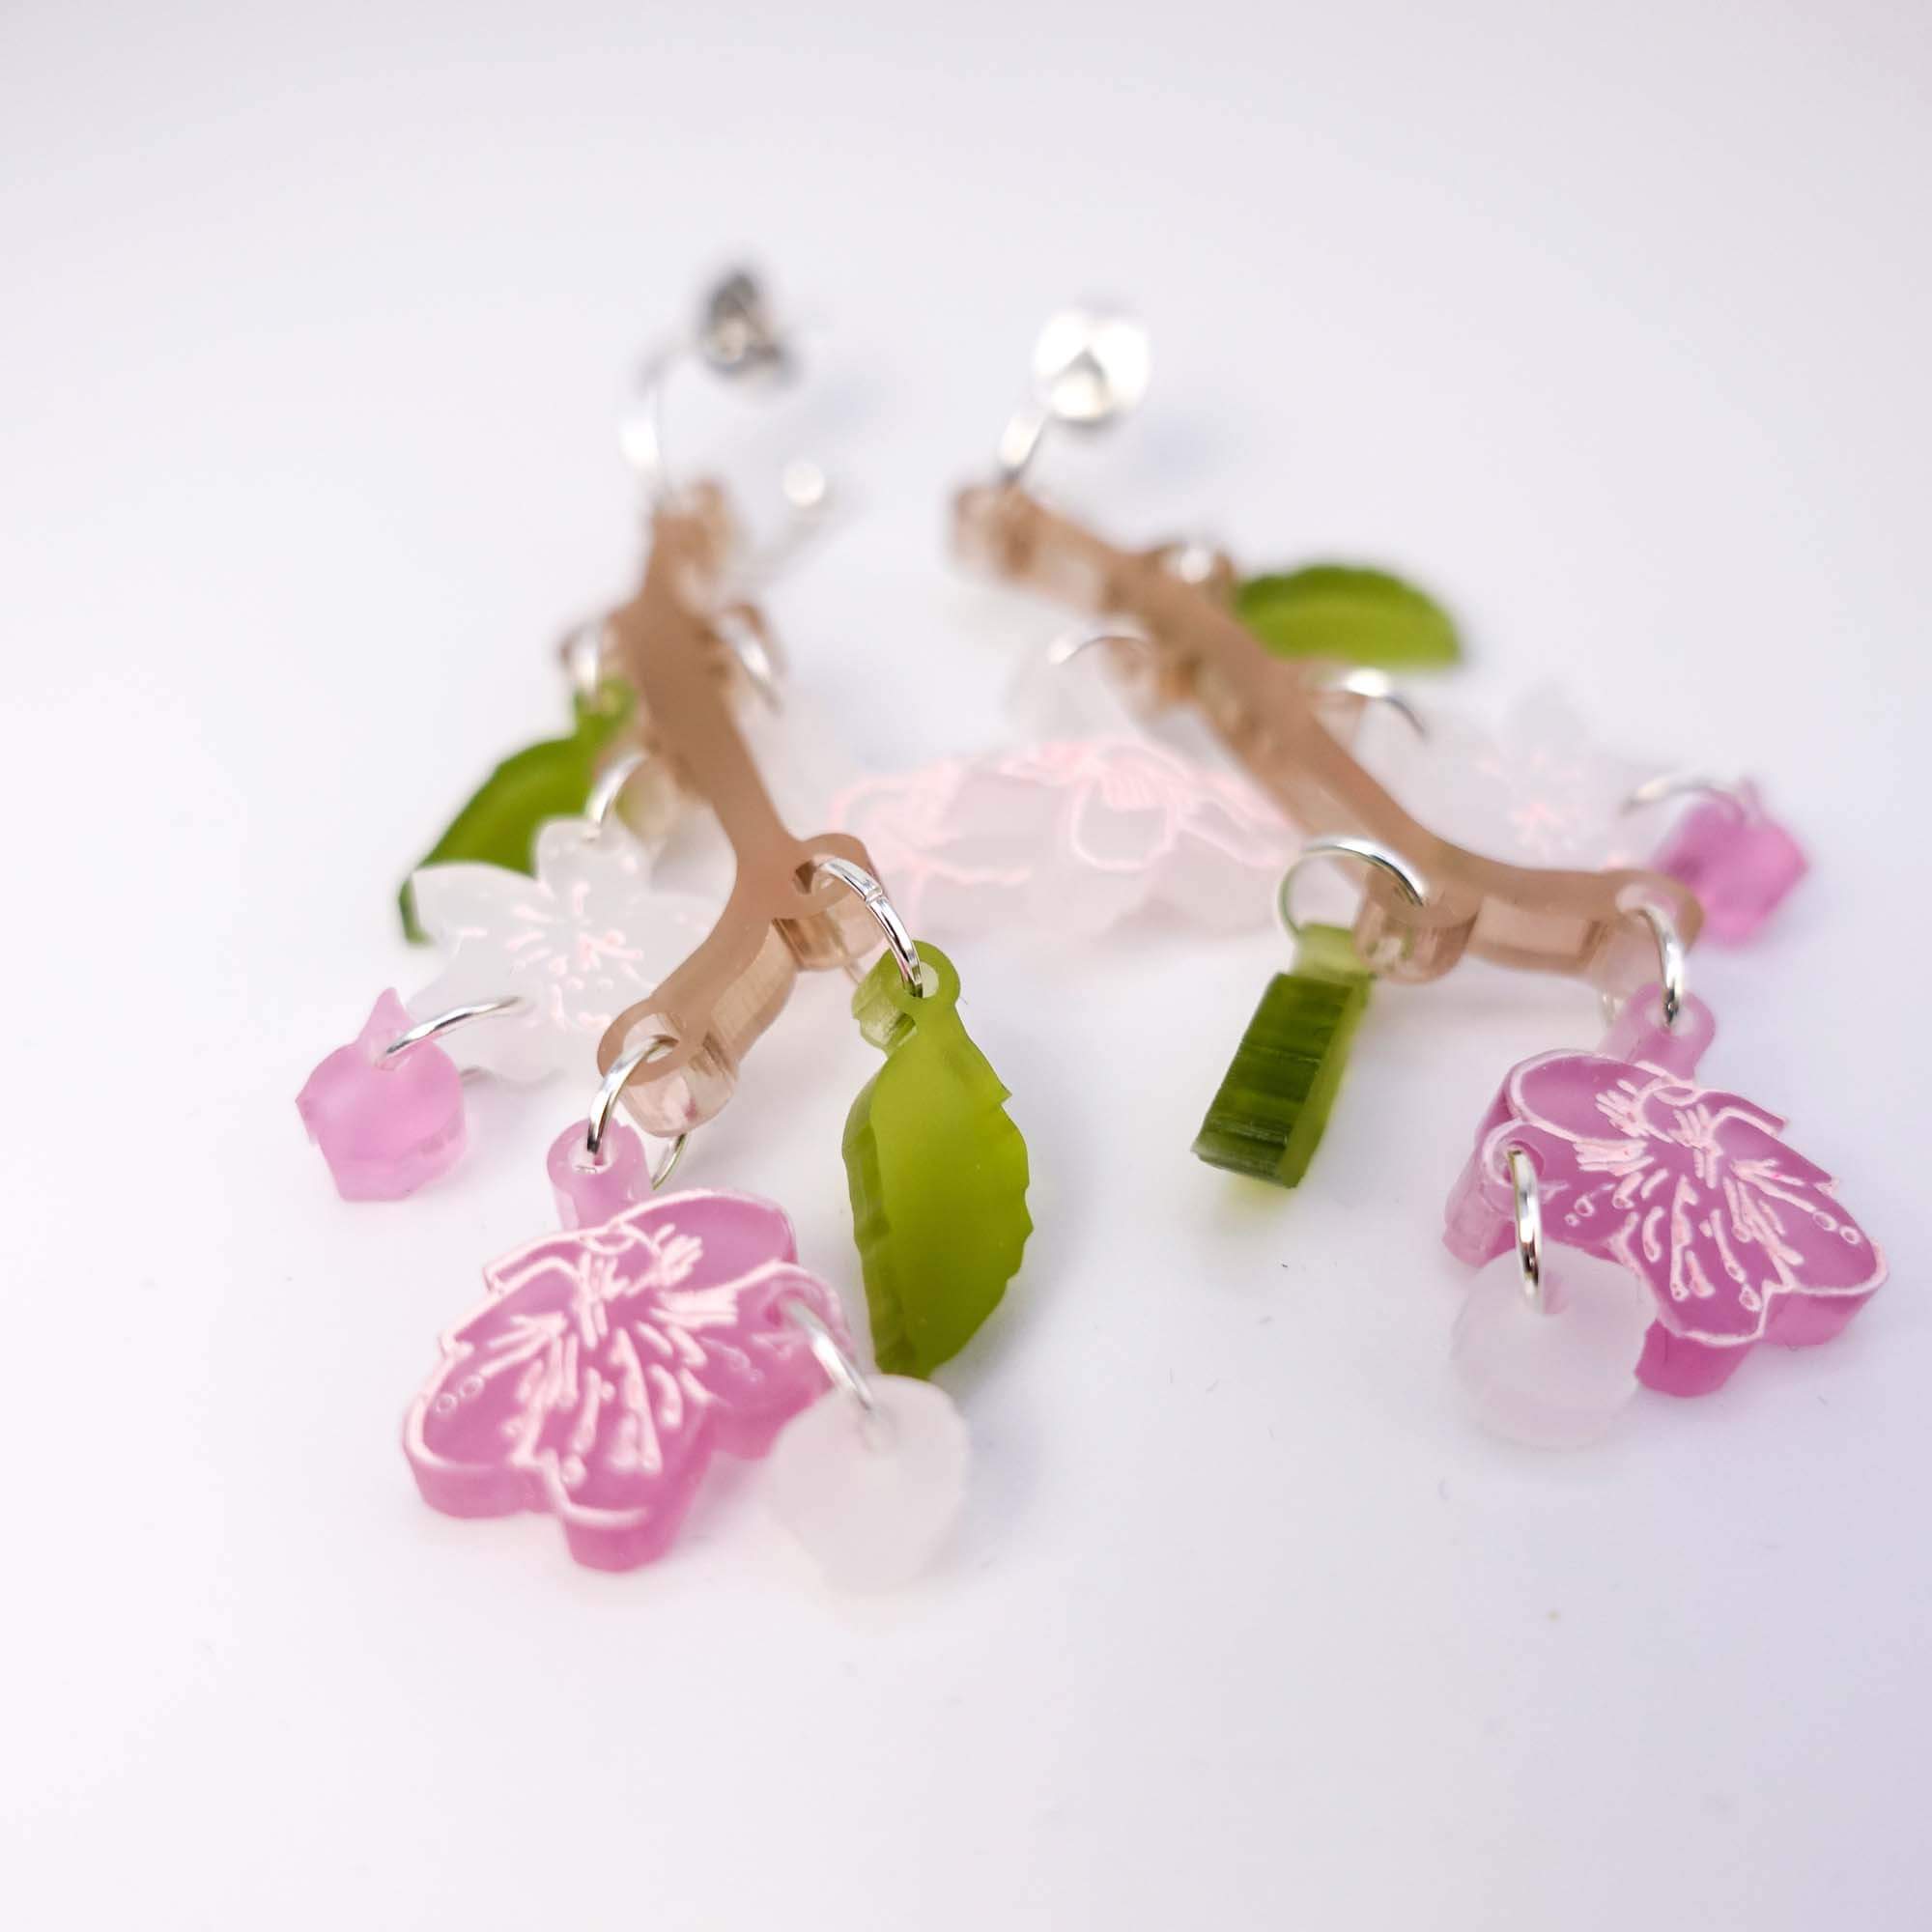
297;989;466;1201
1648;781;1808;944
1442;994;1884;1399
404;1190;849;1571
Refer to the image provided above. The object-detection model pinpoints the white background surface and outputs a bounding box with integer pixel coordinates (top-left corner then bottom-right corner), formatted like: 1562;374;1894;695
3;3;1927;1926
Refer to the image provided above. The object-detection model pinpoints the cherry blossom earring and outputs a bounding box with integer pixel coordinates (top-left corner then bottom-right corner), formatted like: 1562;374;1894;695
298;271;1030;1580
1441;915;1880;1442
830;311;1457;941
939;315;1878;1437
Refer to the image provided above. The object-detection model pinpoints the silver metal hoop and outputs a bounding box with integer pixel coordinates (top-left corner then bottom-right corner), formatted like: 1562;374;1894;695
384;996;526;1061
585;1033;683;1166
1276;837;1429;947
808;856;928;996
1626;898;1687;1032
1319;667;1428;741
714;607;783;715
583;750;650;834
1045;629;1153;668
782;1298;879;1422
1506;1144;1545;1312
1621;772;1754;819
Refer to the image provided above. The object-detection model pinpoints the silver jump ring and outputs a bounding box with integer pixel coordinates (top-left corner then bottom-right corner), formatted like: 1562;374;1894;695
1506;1144;1545;1312
585;1034;682;1163
584;750;650;833
384;995;526;1060
714;607;784;715
809;856;928;996
1319;667;1428;741
782;1298;878;1421
1626;898;1687;1032
559;618;609;702
1276;837;1429;946
1621;772;1755;819
1045;629;1153;668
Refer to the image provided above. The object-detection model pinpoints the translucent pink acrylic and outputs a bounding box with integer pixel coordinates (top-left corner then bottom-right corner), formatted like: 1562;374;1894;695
1649;781;1807;944
1443;986;1884;1396
297;989;466;1201
546;1118;654;1229
404;1189;847;1571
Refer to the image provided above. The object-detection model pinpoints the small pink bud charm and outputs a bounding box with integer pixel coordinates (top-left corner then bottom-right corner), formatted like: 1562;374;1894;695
405;1190;849;1571
1648;781;1807;944
297;990;466;1201
545;1118;654;1229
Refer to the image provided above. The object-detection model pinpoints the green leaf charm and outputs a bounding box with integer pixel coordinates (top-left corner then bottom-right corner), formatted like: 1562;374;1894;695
397;680;636;942
1235;564;1461;668
842;942;1032;1377
1192;924;1371;1187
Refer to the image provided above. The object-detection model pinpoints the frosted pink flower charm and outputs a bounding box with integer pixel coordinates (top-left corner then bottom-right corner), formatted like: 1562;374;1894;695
405;1190;847;1570
1648;781;1807;944
830;738;1293;935
1444;1033;1884;1396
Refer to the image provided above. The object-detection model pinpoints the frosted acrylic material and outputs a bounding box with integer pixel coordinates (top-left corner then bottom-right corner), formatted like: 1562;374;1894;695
405;1189;849;1571
766;1377;971;1591
545;1117;653;1229
1452;1247;1655;1447
1359;687;1659;870
296;989;466;1201
830;738;1293;936
1649;782;1807;943
409;817;716;1084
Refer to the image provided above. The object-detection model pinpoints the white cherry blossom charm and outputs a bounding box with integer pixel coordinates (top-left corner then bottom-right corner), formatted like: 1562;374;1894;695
408;818;717;1084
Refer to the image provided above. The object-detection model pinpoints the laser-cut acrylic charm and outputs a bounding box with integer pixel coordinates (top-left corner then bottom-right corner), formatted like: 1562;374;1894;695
765;1300;971;1591
1193;838;1423;1189
1443;963;1885;1405
405;1190;848;1571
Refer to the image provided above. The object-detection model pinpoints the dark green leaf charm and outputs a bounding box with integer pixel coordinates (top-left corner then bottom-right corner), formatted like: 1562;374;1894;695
1192;924;1371;1187
1235;564;1461;668
397;680;636;942
842;942;1032;1377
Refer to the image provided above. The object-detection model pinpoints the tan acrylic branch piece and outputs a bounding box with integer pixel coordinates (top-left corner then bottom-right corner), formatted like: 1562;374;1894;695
594;486;880;1133
952;482;1701;985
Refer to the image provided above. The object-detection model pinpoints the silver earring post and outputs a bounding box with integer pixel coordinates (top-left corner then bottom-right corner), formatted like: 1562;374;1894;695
996;308;1151;485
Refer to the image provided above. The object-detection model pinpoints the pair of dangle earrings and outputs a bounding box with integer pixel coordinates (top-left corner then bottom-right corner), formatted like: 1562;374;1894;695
299;270;1030;1586
298;276;1886;1599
